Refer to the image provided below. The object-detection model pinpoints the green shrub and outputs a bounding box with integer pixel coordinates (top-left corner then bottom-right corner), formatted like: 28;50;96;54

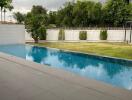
100;30;107;40
38;26;47;40
79;31;87;40
58;29;65;40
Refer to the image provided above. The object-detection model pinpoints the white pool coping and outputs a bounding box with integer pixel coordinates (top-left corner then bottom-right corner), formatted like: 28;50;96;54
0;52;132;100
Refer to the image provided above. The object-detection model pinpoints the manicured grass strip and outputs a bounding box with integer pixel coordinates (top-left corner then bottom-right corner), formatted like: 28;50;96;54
28;42;132;60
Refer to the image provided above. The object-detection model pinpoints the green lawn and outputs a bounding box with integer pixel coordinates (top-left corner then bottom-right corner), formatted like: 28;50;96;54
28;42;132;60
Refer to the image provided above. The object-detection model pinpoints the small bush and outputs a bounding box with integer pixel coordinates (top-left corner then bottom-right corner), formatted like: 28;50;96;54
58;29;65;40
38;26;46;40
79;31;87;40
100;30;107;40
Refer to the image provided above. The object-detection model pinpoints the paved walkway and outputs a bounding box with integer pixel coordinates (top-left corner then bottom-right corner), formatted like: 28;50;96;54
0;52;132;100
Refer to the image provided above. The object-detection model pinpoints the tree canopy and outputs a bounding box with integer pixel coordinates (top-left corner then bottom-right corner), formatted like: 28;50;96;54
13;12;25;24
16;0;132;27
55;0;132;27
0;0;13;22
103;0;132;26
25;5;47;43
15;0;132;27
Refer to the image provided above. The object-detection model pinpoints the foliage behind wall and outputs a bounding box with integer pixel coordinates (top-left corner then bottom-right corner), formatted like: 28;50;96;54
58;29;65;40
100;30;108;40
17;0;132;27
79;31;87;40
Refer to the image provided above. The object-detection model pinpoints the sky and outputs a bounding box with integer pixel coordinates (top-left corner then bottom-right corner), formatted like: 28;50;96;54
6;0;104;21
6;0;70;21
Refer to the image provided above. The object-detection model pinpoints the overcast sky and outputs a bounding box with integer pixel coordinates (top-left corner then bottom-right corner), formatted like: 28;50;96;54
6;0;71;21
6;0;104;21
12;0;72;13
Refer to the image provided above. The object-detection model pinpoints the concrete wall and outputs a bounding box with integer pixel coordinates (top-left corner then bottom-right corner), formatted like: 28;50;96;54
46;29;59;41
26;29;132;43
25;31;34;42
0;24;25;44
87;30;100;41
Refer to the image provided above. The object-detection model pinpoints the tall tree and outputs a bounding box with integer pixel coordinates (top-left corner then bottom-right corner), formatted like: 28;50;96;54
47;11;57;25
103;0;132;26
56;1;103;27
4;5;13;22
0;0;12;22
56;2;75;27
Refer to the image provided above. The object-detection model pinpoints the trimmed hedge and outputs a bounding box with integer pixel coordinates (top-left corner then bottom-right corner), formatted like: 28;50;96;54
100;30;107;40
58;29;65;40
79;31;87;40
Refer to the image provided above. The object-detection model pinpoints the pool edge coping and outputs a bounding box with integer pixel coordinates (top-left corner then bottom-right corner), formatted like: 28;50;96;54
0;52;132;100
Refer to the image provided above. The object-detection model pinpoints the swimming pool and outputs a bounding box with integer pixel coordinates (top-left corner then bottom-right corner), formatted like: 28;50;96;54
0;44;132;90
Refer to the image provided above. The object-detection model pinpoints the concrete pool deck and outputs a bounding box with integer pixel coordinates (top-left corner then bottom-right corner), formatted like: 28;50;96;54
0;52;132;100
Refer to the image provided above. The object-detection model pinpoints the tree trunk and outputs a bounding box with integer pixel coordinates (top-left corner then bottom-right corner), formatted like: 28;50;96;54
34;38;38;43
1;7;2;22
4;11;5;23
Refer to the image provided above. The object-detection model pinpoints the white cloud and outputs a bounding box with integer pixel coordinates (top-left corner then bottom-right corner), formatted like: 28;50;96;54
12;0;71;12
6;0;71;21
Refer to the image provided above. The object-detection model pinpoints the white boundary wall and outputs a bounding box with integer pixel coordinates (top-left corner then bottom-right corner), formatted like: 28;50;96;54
46;29;59;41
0;24;25;44
25;31;34;42
26;29;132;43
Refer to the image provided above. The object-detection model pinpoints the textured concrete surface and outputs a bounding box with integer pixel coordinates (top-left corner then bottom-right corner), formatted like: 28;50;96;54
0;24;25;44
0;52;132;100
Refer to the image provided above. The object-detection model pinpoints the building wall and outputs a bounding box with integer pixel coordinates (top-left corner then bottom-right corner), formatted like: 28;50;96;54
0;24;25;44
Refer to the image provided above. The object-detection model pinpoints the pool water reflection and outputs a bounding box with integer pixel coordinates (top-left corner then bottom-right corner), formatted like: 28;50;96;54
0;44;132;90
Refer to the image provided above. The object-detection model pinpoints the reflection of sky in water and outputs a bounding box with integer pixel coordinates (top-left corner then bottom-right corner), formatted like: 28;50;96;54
0;44;132;90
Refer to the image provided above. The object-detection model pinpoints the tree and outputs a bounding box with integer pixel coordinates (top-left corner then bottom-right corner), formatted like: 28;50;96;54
72;1;92;27
124;0;130;4
4;5;13;22
56;1;102;27
31;5;47;15
103;0;132;26
38;25;47;40
74;1;101;27
23;0;131;31
25;5;47;43
0;0;12;22
13;12;25;24
47;11;57;25
56;2;74;27
127;3;132;21
3;9;6;22
61;2;74;27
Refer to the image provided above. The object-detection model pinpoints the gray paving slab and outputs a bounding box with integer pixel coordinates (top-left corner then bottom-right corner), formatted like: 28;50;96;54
0;52;132;100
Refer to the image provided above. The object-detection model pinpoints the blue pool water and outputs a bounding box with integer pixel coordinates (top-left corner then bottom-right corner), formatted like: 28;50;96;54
0;44;132;90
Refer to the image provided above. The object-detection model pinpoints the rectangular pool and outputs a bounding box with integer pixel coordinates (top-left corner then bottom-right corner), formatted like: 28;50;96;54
0;44;132;90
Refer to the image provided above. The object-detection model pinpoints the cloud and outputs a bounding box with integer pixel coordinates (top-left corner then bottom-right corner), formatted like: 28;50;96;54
12;0;71;13
6;0;71;21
